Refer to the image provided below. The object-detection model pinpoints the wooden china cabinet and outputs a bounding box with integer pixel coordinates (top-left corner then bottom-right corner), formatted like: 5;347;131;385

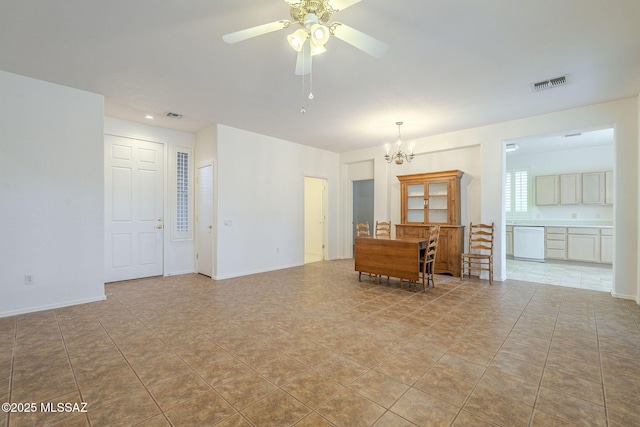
396;170;464;276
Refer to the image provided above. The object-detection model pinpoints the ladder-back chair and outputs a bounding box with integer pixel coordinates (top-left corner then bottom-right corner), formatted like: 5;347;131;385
420;225;440;291
375;221;391;239
460;222;494;285
356;222;370;237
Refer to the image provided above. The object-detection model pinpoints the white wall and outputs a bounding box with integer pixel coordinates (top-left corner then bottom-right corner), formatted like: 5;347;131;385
105;117;196;276
214;124;340;279
341;97;639;301
0;71;105;317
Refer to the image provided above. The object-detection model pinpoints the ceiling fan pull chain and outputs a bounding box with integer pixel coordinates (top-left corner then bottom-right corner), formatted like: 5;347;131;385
301;42;307;114
308;53;314;100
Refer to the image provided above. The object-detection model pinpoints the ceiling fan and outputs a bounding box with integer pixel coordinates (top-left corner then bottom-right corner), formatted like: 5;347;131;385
222;0;389;76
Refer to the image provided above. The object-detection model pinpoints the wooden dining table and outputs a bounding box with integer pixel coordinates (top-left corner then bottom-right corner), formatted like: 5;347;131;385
354;236;428;285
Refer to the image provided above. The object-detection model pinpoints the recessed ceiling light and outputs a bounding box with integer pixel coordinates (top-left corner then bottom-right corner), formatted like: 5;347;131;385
145;114;154;120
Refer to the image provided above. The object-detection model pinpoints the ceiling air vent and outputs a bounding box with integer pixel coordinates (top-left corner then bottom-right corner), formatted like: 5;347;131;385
165;112;183;119
531;75;568;92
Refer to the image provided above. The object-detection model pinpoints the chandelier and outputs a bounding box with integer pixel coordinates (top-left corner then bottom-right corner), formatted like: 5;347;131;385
384;122;414;164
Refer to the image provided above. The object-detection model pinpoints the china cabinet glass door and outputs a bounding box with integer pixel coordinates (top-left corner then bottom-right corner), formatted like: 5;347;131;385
427;181;448;223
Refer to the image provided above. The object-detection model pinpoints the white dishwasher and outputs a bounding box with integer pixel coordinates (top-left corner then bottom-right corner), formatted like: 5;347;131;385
513;226;545;262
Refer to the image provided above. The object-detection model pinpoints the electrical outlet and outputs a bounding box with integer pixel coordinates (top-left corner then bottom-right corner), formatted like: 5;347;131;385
24;274;35;285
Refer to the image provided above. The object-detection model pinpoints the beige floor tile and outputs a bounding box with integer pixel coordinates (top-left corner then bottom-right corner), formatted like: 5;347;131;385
541;368;604;405
463;386;533;426
4;260;638;427
282;370;344;409
215;371;278;410
164;389;236;427
373;355;428;385
87;390;160;427
318;388;386;427
241;389;311;426
413;368;475;408
372;411;418;426
349;369;410;409
535;386;606;427
390;387;458;427
147;369;212;411
431;354;486;384
477;365;539;407
314;353;369;386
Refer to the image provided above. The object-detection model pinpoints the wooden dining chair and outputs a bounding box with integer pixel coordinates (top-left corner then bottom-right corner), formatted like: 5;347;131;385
419;225;440;291
356;222;370;237
460;222;494;285
356;221;371;281
374;220;392;282
375;220;391;239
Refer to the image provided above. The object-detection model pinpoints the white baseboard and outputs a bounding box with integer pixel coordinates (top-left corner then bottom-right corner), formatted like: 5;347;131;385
0;295;107;319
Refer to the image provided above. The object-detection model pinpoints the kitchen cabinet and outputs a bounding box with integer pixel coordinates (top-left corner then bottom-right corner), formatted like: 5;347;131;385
567;227;600;262
506;226;513;256
535;175;558;205
560;173;581;205
581;172;604;204
545;227;567;260
605;170;614;205
600;228;613;263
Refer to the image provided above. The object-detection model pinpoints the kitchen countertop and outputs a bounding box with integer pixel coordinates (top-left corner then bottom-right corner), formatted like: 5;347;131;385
506;221;613;228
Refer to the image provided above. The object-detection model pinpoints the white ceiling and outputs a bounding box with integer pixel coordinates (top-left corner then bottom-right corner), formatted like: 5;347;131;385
1;0;639;153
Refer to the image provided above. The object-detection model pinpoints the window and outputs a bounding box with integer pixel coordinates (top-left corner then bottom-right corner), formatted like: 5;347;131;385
506;168;529;215
175;149;191;239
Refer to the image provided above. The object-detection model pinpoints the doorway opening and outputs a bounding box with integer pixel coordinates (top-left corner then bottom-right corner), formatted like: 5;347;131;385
504;127;614;292
352;179;374;252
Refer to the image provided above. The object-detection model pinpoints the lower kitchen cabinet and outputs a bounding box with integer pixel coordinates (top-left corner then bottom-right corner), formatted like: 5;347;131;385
545;227;567;260
566;228;600;263
600;228;613;263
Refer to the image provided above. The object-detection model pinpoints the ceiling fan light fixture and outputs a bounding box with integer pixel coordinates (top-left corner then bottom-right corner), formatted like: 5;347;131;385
310;42;326;56
287;28;308;51
310;23;330;45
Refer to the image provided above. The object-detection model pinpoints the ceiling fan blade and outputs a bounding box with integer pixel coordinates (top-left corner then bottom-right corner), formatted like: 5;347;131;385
331;23;388;58
329;0;362;11
295;41;312;75
222;20;291;44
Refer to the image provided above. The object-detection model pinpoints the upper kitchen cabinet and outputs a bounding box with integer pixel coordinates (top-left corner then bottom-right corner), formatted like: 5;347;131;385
581;171;604;204
535;175;558;205
604;170;614;205
559;173;581;205
398;170;463;225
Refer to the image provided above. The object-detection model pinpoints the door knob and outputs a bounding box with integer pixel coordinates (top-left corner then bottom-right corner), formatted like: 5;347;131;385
208;225;213;229
155;225;163;229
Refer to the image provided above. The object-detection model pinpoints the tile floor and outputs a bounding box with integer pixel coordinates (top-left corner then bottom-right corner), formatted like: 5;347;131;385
506;258;613;292
1;259;639;426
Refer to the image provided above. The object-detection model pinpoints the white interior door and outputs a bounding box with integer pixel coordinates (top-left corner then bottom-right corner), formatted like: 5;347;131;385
304;177;327;263
197;164;214;277
105;135;164;282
